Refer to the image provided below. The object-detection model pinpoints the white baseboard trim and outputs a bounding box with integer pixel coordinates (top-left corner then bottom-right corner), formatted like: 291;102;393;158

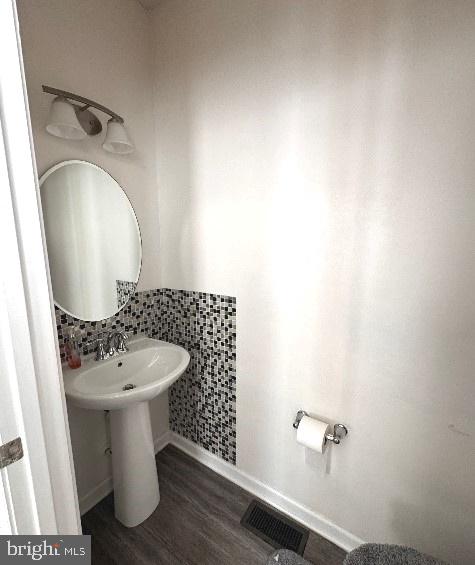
79;429;363;552
154;430;172;453
79;476;113;516
78;430;172;516
168;432;364;553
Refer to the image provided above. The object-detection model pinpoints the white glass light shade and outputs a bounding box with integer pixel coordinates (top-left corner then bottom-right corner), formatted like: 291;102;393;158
102;119;134;154
46;97;86;140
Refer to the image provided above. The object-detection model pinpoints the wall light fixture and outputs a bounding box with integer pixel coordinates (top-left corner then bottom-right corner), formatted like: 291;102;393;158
42;85;134;155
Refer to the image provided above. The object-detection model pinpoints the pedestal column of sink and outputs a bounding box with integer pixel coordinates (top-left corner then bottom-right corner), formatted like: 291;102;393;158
109;400;160;527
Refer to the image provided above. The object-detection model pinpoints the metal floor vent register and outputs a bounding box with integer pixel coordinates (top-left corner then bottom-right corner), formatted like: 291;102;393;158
240;500;309;555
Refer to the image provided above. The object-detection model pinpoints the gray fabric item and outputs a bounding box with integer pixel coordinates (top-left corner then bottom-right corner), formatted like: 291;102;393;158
266;549;312;565
344;544;448;565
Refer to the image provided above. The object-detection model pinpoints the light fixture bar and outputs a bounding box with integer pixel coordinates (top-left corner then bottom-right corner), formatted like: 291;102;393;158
42;85;124;123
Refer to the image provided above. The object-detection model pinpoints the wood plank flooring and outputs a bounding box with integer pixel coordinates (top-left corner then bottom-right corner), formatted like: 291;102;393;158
82;444;346;565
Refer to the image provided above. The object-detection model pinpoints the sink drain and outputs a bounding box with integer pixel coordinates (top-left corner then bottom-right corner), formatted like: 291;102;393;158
122;384;136;391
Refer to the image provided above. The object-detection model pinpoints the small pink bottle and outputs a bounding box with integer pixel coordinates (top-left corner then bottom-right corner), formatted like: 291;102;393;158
65;327;82;369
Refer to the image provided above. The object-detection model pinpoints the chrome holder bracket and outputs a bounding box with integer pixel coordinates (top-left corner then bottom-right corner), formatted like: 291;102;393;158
292;410;308;429
324;423;348;445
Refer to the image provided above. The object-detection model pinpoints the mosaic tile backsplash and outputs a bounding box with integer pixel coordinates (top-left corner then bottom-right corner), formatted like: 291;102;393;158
55;288;237;464
159;289;236;463
116;279;137;310
55;289;161;358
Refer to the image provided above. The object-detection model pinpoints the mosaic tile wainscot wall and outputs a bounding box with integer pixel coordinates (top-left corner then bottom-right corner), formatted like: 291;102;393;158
55;288;237;464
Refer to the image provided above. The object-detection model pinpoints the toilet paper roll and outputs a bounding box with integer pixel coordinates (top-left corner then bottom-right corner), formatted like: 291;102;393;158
296;415;330;453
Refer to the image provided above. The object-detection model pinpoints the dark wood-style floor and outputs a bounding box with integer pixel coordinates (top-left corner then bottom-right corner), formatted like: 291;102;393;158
82;444;346;565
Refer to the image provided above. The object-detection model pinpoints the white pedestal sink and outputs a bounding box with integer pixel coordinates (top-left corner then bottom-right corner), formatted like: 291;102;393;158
63;337;190;527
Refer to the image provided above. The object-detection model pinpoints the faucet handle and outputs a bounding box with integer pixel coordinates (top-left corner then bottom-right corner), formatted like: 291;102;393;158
105;331;119;357
116;332;129;353
96;340;109;361
88;336;109;361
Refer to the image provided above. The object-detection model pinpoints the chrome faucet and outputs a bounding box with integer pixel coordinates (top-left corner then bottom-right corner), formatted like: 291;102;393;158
90;331;129;361
115;331;129;353
90;337;109;361
106;331;129;356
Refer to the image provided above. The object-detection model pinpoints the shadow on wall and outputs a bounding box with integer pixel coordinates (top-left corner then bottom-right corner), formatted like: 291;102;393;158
152;1;475;563
153;28;196;285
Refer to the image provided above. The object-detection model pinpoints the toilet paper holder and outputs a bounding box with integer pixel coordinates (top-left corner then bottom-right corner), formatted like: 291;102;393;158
293;410;348;445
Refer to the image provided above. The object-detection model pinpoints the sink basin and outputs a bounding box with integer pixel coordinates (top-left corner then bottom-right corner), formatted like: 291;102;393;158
63;337;190;410
63;336;190;527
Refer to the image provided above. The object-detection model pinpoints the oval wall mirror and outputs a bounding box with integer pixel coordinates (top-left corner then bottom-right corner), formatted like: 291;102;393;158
39;160;142;321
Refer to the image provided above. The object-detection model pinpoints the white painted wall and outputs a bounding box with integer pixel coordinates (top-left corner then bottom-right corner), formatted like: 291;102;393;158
16;0;168;507
152;1;475;563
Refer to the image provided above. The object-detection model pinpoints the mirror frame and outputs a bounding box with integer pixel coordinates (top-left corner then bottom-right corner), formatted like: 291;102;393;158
39;159;142;321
